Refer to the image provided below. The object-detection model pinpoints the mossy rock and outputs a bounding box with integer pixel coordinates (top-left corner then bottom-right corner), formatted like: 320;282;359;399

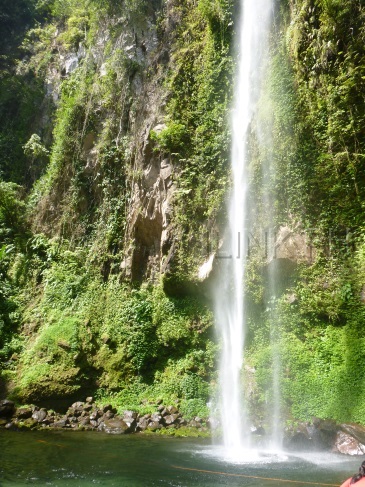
12;365;81;404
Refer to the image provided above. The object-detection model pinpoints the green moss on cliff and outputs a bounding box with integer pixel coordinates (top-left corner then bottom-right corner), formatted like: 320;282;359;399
160;0;234;280
245;0;365;426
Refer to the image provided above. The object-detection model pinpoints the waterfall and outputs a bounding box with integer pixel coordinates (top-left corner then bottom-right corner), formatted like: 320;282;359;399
258;66;283;449
214;0;273;454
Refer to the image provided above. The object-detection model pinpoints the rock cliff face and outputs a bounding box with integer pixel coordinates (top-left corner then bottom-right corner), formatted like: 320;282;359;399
31;2;178;283
125;152;175;281
0;0;222;412
26;1;232;292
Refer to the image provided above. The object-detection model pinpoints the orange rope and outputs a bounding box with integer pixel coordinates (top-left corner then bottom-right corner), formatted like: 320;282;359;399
172;465;339;486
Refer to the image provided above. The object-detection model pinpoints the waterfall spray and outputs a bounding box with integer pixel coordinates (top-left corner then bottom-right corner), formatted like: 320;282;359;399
214;0;273;454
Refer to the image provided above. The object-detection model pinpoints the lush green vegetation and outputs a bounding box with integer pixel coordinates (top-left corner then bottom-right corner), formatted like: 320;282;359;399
1;0;365;429
245;0;365;427
0;0;220;417
159;0;234;281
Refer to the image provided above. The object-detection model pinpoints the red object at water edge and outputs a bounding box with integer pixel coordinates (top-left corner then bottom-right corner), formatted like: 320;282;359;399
340;478;365;487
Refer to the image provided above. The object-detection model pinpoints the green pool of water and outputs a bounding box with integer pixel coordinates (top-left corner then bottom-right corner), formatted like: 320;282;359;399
0;430;361;486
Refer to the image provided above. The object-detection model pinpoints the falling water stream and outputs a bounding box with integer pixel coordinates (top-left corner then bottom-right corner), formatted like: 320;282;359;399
214;0;273;455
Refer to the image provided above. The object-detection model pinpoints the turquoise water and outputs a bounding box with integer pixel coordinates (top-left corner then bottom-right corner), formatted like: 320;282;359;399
0;430;361;486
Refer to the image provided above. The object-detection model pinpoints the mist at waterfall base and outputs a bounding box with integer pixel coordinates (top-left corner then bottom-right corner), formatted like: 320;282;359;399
1;430;360;486
212;0;278;459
